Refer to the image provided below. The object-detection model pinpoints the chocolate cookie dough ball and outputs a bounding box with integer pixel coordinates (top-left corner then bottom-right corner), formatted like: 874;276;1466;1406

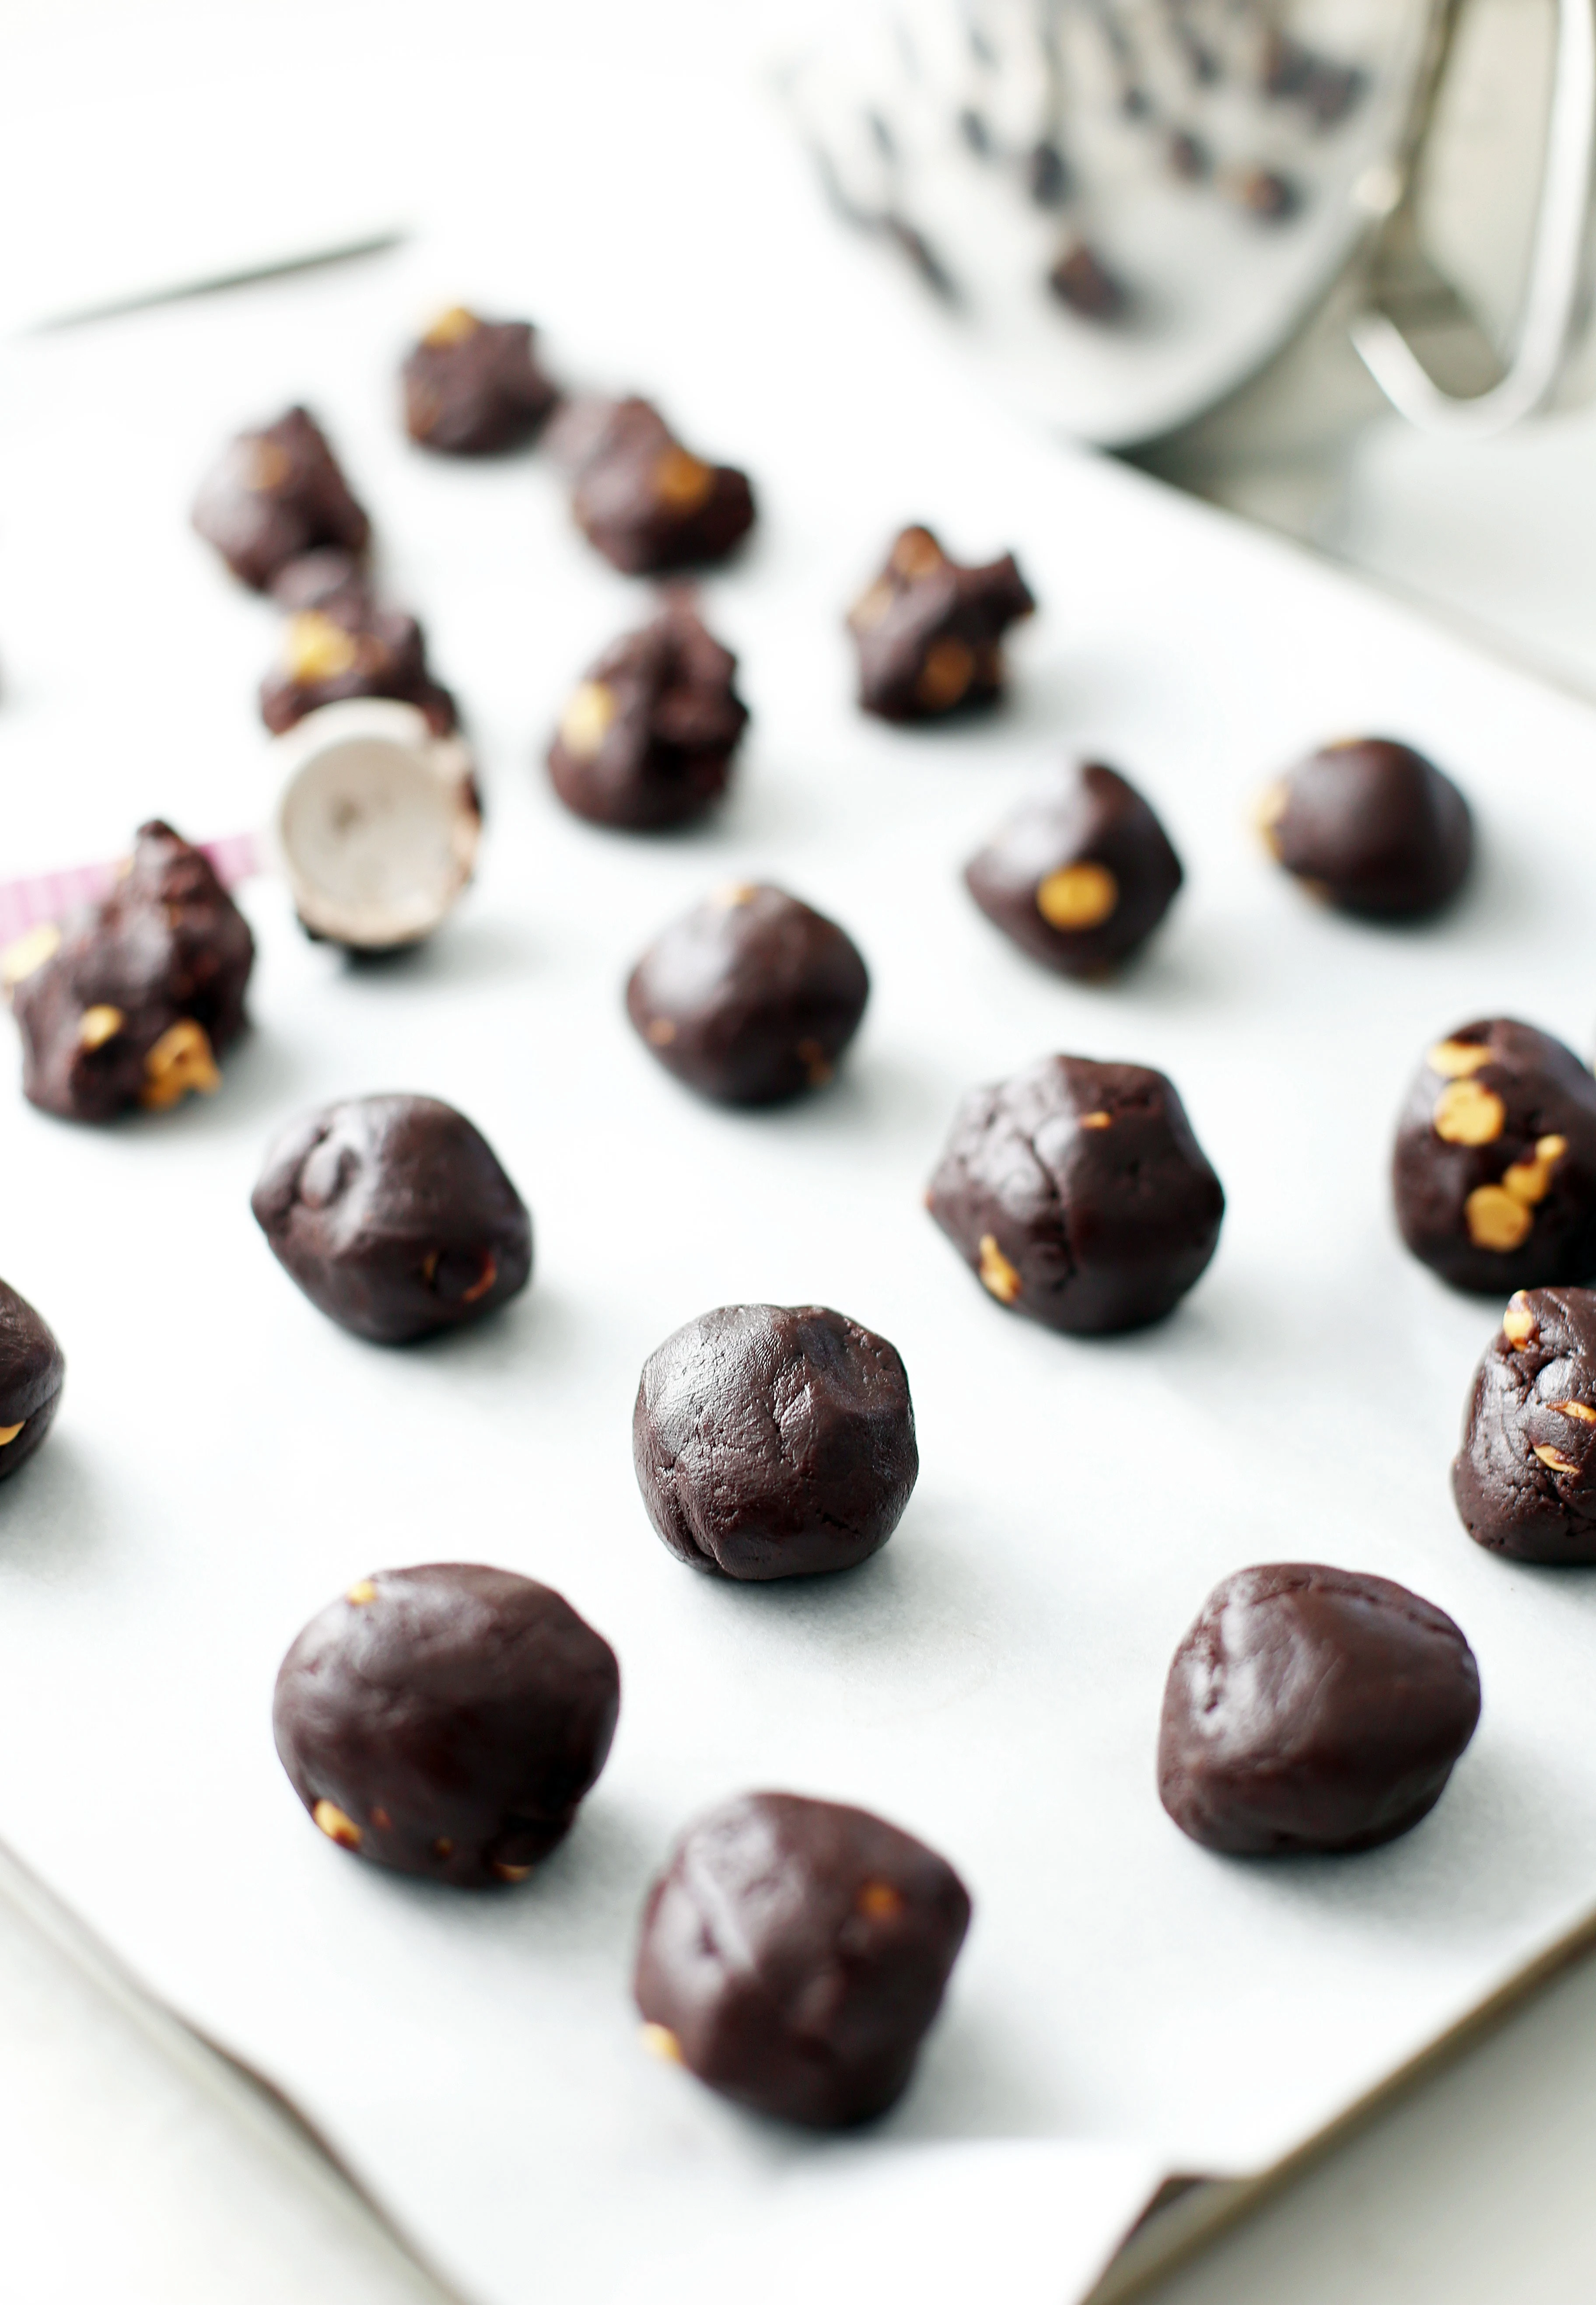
9;822;254;1123
1393;1021;1596;1293
634;1791;971;2126
928;1054;1223;1333
550;396;755;576
626;883;868;1106
1158;1564;1481;1854
548;598;748;830
1452;1286;1596;1563
274;1564;619;1885
401;307;560;455
847;525;1035;722
1257;738;1472;919
192;406;370;592
965;763;1183;976
634;1305;917;1580
260;560;457;737
252;1093;532;1344
0;1281;64;1485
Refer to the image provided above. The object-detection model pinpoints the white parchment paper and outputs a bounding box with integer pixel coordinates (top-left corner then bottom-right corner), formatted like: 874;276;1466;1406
3;33;1596;2303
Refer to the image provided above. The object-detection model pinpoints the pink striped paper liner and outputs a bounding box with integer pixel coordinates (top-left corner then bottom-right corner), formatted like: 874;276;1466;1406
0;831;262;946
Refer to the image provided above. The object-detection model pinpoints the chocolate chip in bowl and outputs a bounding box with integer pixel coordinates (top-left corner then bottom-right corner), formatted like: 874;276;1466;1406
251;1092;532;1345
7;821;254;1123
274;1564;619;1885
273;698;480;951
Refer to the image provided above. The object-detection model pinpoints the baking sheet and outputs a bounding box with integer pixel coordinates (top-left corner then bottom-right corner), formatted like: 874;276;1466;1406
5;31;1596;2304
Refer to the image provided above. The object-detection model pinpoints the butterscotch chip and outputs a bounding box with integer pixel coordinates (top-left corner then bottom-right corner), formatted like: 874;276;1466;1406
422;305;480;348
1533;1444;1581;1474
977;1234;1022;1303
1550;1400;1596;1424
77;1005;124;1051
312;1798;363;1850
1428;1039;1492;1079
1079;1110;1113;1129
640;2022;683;2064
653;446;714;513
1464;1185;1533;1252
139;1019;220;1110
891;527;944;580
346;1579;378;1604
557;681;617;762
1432;1079;1505;1147
1036;861;1119;932
284;611;360;684
915;638;976;712
1501;1294;1538;1348
1;924;62;990
0;1425;23;1447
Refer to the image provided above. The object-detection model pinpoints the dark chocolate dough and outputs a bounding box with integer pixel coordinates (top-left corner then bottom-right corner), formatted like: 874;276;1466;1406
0;1280;65;1485
550;396;755;576
251;1093;532;1344
626;883;868;1106
927;1053;1223;1333
1259;738;1472;919
633;1304;917;1580
10;822;254;1123
847;525;1035;721
634;1790;971;2126
547;597;747;829
192;406;370;592
401;308;560;455
1392;1020;1596;1293
1453;1285;1596;1563
965;762;1183;976
1158;1563;1481;1854
273;1563;619;1885
259;557;458;736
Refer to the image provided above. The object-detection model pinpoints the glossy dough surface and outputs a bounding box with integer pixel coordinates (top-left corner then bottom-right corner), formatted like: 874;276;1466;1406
965;761;1183;976
273;1564;620;1886
626;883;868;1105
634;1790;971;2126
1453;1285;1596;1562
633;1303;918;1579
251;1093;532;1343
11;821;254;1124
1392;1019;1596;1293
0;1279;65;1485
927;1052;1224;1333
1158;1564;1482;1855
